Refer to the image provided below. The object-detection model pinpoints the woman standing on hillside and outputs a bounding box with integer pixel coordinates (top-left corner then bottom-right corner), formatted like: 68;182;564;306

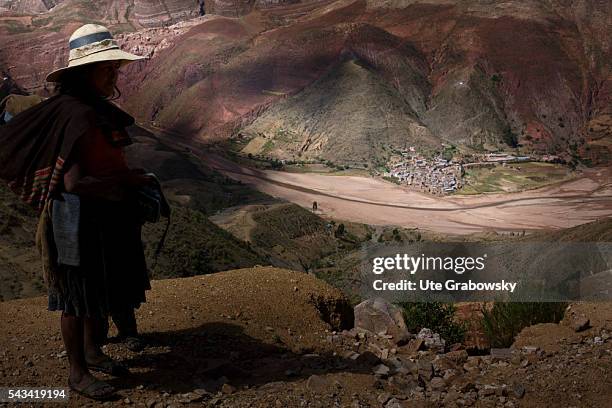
0;24;152;400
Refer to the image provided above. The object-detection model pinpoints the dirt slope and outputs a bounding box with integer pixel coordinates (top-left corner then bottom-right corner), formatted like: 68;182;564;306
0;182;43;301
0;267;356;406
1;269;611;407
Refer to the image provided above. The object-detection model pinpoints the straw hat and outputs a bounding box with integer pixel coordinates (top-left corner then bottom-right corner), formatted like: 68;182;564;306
45;24;144;83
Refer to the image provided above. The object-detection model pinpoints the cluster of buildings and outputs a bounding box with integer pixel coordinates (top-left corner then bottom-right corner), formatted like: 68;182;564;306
385;150;463;195
383;148;535;195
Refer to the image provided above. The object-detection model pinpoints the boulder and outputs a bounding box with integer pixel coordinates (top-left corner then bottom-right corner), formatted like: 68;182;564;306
567;314;590;332
416;328;445;352
417;360;434;381
306;375;331;393
354;298;410;345
373;364;391;377
445;349;469;364
429;377;446;391
490;348;512;360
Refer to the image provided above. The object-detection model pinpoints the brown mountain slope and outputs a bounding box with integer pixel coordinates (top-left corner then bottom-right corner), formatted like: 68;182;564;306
0;0;199;27
0;182;42;301
117;0;610;161
2;1;610;161
525;216;612;242
0;0;61;14
0;0;212;93
210;202;365;272
208;0;337;20
242;57;439;166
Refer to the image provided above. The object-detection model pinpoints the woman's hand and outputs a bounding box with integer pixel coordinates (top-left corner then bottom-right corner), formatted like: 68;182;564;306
124;171;156;188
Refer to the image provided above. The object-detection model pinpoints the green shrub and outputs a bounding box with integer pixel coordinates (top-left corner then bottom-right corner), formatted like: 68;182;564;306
383;176;401;185
491;73;502;83
397;302;466;346
481;302;567;348
442;145;456;161
502;126;519;148
335;223;345;236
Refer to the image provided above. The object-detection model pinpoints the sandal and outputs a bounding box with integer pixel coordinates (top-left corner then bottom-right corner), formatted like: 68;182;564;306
86;356;130;376
69;378;116;401
124;336;145;352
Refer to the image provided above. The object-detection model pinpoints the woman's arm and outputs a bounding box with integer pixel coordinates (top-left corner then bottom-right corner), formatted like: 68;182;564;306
63;162;150;201
63;128;154;200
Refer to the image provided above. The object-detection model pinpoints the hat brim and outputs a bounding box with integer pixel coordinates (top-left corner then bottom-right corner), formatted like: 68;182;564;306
45;49;144;83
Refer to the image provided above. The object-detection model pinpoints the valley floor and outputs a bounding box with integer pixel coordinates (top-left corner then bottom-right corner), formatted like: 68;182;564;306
200;153;612;235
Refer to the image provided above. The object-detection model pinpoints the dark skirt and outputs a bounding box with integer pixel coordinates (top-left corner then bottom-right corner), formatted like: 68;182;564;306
48;197;150;318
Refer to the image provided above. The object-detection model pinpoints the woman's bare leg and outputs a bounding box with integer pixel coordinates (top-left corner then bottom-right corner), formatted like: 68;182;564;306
83;317;108;362
60;314;94;385
61;314;115;398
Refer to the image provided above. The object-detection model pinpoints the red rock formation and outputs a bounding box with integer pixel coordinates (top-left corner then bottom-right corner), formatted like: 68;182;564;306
0;0;203;93
209;0;335;19
0;0;62;14
1;0;610;161
133;0;198;27
117;0;609;158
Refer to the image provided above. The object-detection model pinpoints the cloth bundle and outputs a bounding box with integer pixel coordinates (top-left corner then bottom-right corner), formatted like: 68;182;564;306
135;174;170;224
51;193;81;266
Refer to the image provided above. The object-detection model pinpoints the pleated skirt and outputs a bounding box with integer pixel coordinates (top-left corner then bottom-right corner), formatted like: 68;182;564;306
48;197;150;318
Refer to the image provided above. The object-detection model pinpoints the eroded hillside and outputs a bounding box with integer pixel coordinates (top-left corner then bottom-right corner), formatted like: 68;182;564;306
2;0;610;165
121;0;611;163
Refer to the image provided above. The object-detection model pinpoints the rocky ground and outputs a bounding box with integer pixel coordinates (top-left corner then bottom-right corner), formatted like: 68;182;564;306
0;268;610;407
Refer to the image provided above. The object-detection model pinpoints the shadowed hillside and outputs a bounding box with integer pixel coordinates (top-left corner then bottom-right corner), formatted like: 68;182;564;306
525;216;612;242
143;205;265;279
119;0;610;164
0;182;41;301
223;203;351;272
3;1;609;163
0;125;271;300
242;58;439;167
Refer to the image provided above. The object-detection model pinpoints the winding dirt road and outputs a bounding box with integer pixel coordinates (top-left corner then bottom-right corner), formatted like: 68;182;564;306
144;126;612;234
200;153;612;234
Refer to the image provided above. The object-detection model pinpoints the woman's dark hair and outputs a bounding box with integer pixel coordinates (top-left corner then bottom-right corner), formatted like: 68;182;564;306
54;63;121;100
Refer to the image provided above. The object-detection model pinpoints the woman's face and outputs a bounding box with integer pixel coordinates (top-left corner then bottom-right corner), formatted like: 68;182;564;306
88;61;121;97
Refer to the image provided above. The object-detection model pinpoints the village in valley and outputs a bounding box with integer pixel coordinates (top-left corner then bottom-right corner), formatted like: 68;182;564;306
383;146;536;195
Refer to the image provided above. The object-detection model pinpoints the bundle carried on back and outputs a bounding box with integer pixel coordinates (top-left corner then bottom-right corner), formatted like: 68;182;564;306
0;94;133;212
0;94;45;123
